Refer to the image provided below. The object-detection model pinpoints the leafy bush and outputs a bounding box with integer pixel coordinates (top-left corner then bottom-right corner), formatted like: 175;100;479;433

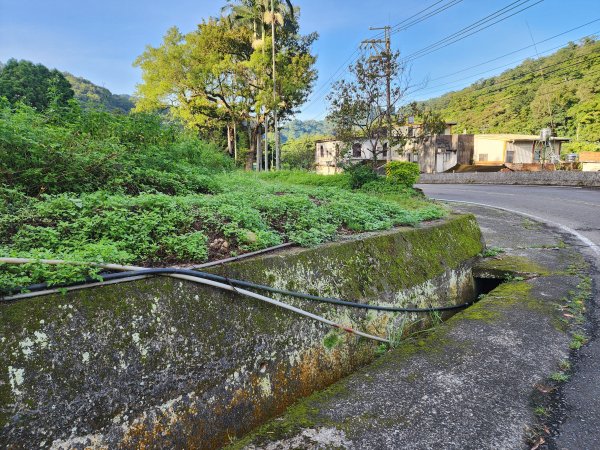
0;102;233;196
342;163;379;189
385;161;420;187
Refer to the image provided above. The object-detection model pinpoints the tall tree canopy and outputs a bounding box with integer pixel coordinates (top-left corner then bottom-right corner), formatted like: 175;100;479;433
134;0;317;169
0;59;74;110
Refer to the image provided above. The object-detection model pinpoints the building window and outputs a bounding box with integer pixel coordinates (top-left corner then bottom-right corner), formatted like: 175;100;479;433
352;143;362;158
382;142;388;158
506;150;514;163
408;127;414;138
479;154;488;162
319;145;324;158
413;153;419;162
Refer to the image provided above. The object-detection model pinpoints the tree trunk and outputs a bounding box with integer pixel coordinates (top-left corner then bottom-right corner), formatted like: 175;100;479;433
256;123;263;172
233;122;238;162
227;124;234;157
245;123;256;171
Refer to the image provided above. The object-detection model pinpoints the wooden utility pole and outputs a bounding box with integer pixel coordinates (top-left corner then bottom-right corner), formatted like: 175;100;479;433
363;26;392;163
271;0;281;170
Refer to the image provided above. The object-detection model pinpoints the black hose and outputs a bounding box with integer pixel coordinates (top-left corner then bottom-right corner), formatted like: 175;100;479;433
2;268;477;313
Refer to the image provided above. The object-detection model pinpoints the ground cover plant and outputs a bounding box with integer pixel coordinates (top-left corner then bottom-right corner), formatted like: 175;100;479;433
0;102;445;292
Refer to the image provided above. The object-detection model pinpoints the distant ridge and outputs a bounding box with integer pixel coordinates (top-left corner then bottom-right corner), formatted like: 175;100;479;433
63;73;134;113
422;38;600;151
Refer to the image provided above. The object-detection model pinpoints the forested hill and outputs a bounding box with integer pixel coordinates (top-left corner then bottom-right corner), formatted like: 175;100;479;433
0;60;134;113
63;73;134;113
280;119;333;142
424;38;600;151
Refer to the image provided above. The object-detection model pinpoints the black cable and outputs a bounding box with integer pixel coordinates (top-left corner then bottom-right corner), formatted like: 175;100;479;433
2;268;477;313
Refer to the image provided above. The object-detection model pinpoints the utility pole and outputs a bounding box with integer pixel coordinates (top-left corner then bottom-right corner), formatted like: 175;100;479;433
271;0;280;170
363;26;392;163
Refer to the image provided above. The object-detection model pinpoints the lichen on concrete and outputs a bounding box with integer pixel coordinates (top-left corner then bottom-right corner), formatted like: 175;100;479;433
0;214;483;449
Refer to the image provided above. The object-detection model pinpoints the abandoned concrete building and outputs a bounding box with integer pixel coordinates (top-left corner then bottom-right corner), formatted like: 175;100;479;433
315;131;570;174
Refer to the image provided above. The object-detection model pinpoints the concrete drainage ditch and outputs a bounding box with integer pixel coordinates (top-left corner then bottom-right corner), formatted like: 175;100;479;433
1;214;490;449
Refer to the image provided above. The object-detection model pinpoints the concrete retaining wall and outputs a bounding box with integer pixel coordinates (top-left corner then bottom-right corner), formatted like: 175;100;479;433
419;171;600;187
0;215;483;449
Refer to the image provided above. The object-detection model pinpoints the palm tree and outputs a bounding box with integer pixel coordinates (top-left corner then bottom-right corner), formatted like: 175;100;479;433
222;0;295;49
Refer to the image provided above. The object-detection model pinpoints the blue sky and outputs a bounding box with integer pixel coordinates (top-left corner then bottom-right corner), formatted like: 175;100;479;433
1;0;598;120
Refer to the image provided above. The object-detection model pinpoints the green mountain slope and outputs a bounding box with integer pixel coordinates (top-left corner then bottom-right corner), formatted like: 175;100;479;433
280;119;332;142
64;73;134;113
425;38;600;151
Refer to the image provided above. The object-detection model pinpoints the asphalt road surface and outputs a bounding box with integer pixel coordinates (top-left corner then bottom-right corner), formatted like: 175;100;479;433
418;184;600;449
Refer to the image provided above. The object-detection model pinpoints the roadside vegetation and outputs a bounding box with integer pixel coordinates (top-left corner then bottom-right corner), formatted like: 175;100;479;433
0;100;444;291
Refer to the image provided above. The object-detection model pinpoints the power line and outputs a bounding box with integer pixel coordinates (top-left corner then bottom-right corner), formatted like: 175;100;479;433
408;31;600;99
426;18;600;84
402;0;544;63
300;0;463;117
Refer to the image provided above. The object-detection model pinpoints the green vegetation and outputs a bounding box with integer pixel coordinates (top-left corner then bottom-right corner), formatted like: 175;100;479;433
385;161;420;187
280;119;333;142
0;101;232;196
134;0;317;169
0;101;443;292
480;246;504;258
0;59;74;111
570;333;587;350
424;38;600;152
64;73;134;113
550;372;570;383
281;134;328;170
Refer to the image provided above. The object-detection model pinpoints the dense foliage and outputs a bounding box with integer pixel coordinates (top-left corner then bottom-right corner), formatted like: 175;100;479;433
0;59;74;111
134;0;317;169
386;162;420;187
424;38;600;152
280;119;333;142
1;171;444;291
0;101;232;196
281;134;326;169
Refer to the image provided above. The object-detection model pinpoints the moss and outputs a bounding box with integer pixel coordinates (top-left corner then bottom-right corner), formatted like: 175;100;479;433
458;306;502;323
474;255;551;277
323;331;342;350
224;382;350;449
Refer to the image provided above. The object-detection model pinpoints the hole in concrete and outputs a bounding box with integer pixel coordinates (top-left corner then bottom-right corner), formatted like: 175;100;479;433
474;277;504;297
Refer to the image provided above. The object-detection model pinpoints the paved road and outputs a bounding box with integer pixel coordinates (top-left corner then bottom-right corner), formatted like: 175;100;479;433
418;184;600;449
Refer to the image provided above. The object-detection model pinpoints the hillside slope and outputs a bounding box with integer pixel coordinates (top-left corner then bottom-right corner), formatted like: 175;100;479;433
425;38;600;151
64;73;134;113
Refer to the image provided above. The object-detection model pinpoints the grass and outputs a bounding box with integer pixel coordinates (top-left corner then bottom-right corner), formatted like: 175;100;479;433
570;333;587;350
1;171;445;292
550;372;570;383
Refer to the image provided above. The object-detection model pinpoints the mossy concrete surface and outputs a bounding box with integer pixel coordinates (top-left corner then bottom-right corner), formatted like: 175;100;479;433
0;214;482;449
228;205;592;450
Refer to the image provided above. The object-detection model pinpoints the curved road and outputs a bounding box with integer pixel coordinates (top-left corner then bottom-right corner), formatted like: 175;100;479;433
418;184;600;449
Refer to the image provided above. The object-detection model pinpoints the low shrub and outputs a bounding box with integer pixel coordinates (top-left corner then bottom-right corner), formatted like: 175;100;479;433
385;161;420;187
342;163;379;189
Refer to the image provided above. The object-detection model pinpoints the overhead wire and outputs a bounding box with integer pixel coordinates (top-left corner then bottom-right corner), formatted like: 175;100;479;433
300;0;465;118
401;0;544;63
406;37;600;101
405;29;600;100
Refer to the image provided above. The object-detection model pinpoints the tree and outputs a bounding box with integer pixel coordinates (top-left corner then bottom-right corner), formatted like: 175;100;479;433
326;51;410;163
0;59;73;110
134;1;316;170
281;134;325;169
